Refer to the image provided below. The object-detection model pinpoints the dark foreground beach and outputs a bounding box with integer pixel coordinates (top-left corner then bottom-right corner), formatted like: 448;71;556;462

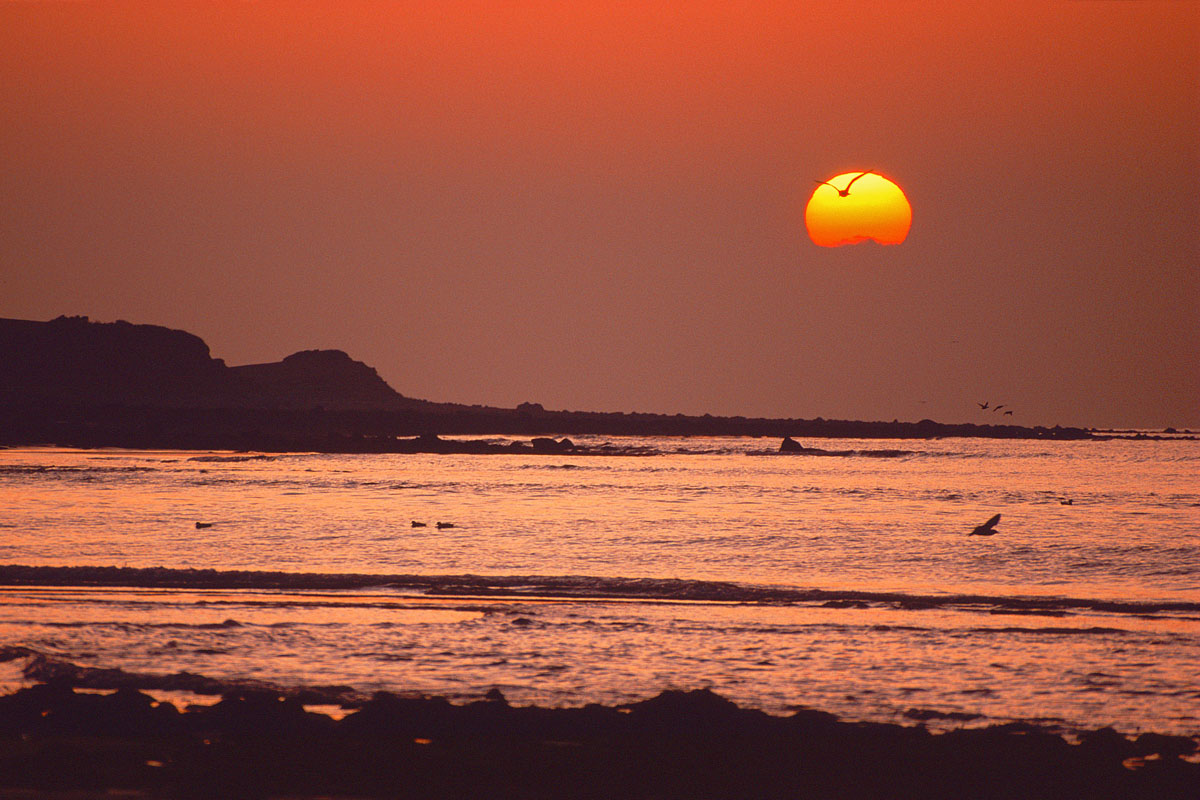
1;680;1196;799
3;564;1200;797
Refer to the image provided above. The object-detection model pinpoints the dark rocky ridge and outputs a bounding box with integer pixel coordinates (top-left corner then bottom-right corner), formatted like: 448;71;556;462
1;315;1101;449
0;315;233;406
230;348;406;407
0;316;415;410
0;682;1194;799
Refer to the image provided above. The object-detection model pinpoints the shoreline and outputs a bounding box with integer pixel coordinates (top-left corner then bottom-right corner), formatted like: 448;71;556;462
8;645;1198;740
2;427;1192;457
1;398;1111;454
1;681;1196;799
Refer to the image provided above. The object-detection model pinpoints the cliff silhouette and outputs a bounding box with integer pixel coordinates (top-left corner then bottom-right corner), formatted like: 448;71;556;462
0;316;420;410
0;316;1098;450
0;316;234;406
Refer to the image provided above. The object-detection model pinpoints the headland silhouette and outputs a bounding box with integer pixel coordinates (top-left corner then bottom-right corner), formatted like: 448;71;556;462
1;315;1103;452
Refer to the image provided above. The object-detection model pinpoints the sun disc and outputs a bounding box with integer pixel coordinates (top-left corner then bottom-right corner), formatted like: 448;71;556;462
805;172;912;247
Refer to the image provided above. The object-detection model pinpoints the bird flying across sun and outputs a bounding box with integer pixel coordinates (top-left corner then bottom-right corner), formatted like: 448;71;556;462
805;171;912;247
813;170;874;197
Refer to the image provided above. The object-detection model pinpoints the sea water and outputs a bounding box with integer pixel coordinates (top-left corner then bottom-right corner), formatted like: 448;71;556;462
0;436;1197;735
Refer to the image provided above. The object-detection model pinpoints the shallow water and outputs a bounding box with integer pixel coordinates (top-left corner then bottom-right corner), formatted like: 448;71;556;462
1;437;1197;734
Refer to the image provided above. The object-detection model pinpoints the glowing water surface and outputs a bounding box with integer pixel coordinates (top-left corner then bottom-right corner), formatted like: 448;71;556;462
0;438;1197;734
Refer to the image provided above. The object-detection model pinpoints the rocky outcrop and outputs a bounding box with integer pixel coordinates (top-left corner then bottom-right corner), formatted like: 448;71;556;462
777;437;914;458
231;349;404;407
0;683;1194;799
0;316;410;411
0;315;232;405
530;437;574;453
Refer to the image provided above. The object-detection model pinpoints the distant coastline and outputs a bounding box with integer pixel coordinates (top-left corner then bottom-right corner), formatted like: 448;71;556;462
0;316;1161;451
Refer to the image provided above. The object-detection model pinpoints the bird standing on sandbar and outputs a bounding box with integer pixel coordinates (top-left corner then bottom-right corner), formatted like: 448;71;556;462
814;170;873;197
968;514;1001;536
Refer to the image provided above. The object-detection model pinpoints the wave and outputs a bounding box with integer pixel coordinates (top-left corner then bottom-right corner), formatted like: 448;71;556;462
750;447;917;458
39;619;246;630
514;463;601;471
3;564;1198;617
0;465;157;475
967;626;1129;636
187;454;279;463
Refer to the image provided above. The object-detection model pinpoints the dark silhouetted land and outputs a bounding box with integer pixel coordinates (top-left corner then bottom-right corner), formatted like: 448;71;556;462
0;680;1195;799
1;315;1103;452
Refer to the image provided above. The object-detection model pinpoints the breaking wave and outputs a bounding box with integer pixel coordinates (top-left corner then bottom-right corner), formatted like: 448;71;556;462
3;564;1197;618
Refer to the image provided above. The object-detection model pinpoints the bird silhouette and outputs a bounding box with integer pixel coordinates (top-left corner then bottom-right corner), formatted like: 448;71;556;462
411;521;426;528
1003;410;1013;416
436;522;456;529
814;170;873;197
1059;499;1073;506
195;522;213;529
993;405;1006;412
968;514;1001;536
977;401;990;410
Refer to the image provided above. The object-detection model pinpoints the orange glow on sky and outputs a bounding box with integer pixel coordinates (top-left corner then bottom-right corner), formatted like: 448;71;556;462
0;2;1196;427
805;173;912;247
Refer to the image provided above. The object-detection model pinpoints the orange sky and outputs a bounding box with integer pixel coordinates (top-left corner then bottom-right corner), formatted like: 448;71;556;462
2;2;1197;427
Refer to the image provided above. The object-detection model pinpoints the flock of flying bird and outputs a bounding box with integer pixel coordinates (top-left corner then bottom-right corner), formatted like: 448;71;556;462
815;172;1032;536
814;171;1021;425
813;173;1020;426
978;401;1014;417
199;381;1041;542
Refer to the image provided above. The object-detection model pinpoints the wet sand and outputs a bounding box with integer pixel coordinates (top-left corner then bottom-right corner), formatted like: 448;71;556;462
1;683;1196;799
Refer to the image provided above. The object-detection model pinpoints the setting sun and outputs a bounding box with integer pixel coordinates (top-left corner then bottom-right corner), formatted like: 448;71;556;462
805;172;912;247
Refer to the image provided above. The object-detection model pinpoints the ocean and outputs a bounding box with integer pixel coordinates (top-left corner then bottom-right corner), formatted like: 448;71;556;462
1;436;1197;737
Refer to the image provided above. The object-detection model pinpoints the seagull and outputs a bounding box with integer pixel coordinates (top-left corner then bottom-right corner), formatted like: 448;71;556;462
968;514;1001;536
993;405;1006;412
977;401;990;410
411;521;426;528
436;522;456;529
814;170;874;197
